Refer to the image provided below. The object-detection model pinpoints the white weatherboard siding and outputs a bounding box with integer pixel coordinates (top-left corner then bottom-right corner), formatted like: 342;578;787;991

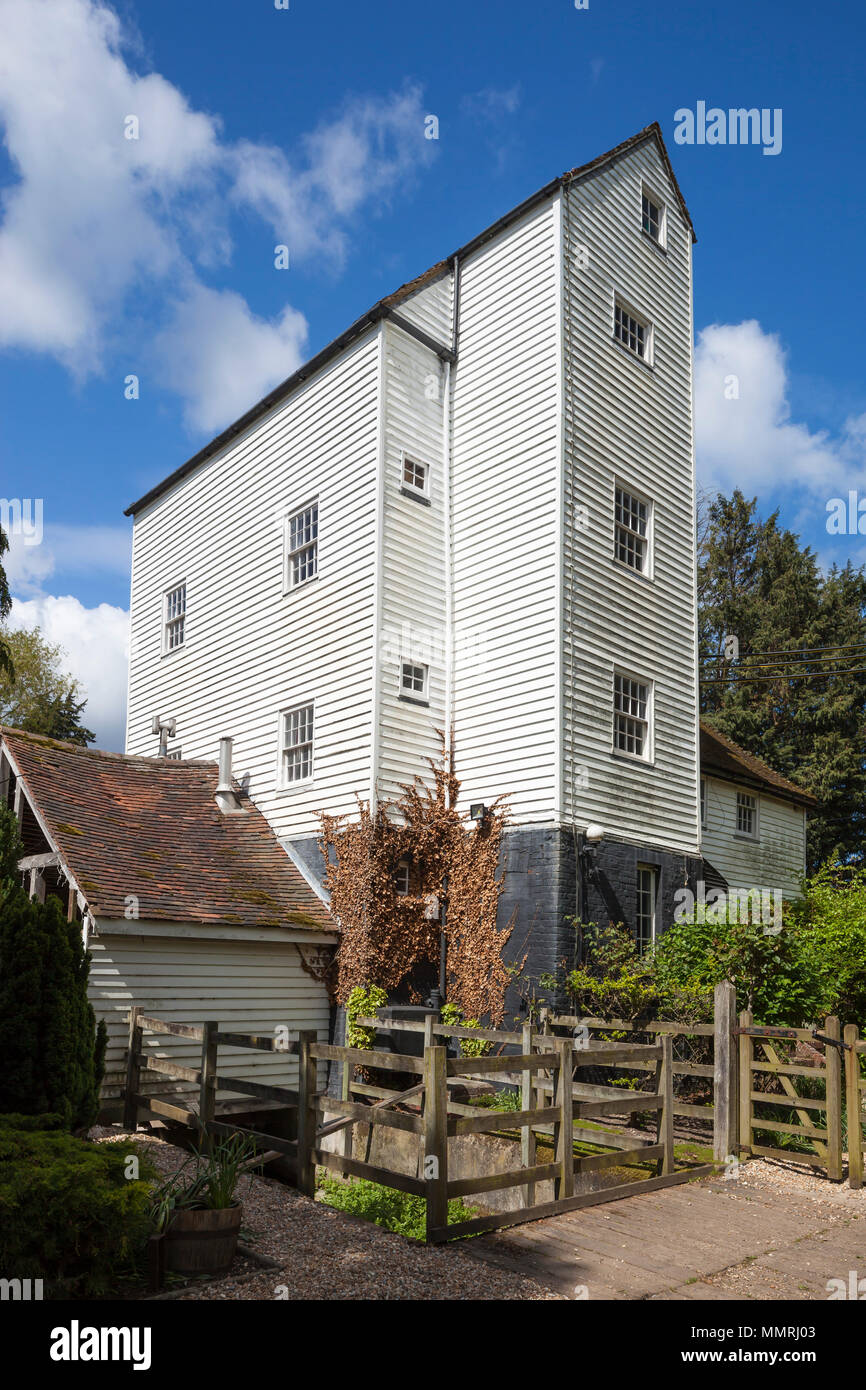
451;200;560;821
701;780;806;898
562;143;699;852
376;321;448;801
126;333;380;839
90;929;330;1103
396;272;453;347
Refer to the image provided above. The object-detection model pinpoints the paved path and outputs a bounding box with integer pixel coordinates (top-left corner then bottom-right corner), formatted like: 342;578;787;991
464;1167;866;1300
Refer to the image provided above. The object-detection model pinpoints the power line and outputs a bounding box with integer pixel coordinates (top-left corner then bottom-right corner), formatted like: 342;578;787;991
701;668;866;684
700;642;866;660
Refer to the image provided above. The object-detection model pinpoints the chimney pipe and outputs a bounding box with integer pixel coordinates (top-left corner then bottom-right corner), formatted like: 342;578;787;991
215;737;243;813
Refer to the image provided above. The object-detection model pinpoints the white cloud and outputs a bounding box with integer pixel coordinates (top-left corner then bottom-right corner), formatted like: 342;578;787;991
4;522;131;597
153;285;309;433
9;592;129;751
0;0;433;430
694;320;865;505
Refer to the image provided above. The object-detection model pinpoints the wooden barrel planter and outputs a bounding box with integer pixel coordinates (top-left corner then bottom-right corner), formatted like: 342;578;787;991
164;1204;242;1275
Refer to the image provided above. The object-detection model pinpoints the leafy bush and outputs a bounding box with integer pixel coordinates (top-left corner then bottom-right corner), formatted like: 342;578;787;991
471;1088;523;1112
440;1001;492;1057
317;1175;477;1239
345;983;388;1050
0;1122;156;1297
0;884;107;1129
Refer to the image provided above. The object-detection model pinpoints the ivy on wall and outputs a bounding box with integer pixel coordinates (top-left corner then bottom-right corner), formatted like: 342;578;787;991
318;743;521;1025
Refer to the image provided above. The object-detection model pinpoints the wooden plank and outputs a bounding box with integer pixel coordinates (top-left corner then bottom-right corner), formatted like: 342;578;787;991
554;1038;574;1200
752;1117;829;1140
752;1060;828;1079
750;1090;826;1112
576;1143;664;1174
214;1032;296;1053
447;1163;560;1199
551;1016;714;1037
449;1105;560;1137
572;1043;663;1064
446;1051;558;1076
628;1059;715;1079
215;1075;298;1106
845;1024;863;1191
424;1045;449;1242
824;1015;843;1181
521;1021;536;1208
353;1015;525;1045
575;1094;664;1118
740;1025;815;1041
738;1008;753;1157
138;1054;200;1084
658;1033;675;1176
206;1120;298;1157
314;1147;426;1197
312;1043;425;1075
296;1030;318;1199
674;1102;715;1120
433;1164;717;1240
314;1096;422;1135
714;980;737;1162
318;1082;424;1142
198;1021;218;1151
750;1143;830;1169
123;1007;142;1131
133;1094;197;1125
137;1016;204;1040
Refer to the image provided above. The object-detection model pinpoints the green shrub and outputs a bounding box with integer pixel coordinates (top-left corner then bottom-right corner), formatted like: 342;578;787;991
0;1125;156;1297
0;885;106;1129
317;1175;477;1239
346;984;388;1050
440;1002;492;1057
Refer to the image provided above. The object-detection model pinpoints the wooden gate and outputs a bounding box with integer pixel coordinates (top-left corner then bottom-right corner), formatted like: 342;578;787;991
737;1011;843;1178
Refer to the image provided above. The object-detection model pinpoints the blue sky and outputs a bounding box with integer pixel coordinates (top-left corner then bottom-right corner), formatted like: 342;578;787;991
1;0;864;746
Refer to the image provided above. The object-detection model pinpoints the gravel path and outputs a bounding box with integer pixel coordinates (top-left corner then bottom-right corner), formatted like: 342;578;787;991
100;1131;564;1301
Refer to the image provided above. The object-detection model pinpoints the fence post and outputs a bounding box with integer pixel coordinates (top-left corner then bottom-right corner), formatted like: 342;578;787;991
657;1033;675;1176
123;1006;142;1132
844;1024;862;1191
713;980;737;1162
553;1037;574;1199
824;1015;843;1182
521;1021;537;1206
296;1030;318;1198
738;1009;753;1157
423;1044;449;1243
198;1021;218;1151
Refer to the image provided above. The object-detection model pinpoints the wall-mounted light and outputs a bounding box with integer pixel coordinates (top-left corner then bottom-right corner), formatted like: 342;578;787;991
579;823;605;880
469;803;487;823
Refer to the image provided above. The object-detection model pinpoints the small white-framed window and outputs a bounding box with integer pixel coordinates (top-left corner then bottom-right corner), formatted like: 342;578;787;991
395;860;410;896
164;748;183;761
613;670;652;760
280;703;314;785
700;777;707;828
285;501;318;590
614;297;652;363
736;792;758;839
401;453;430;501
636;864;657;953
614;484;652;575
163;583;186;653
641;185;666;247
399;660;429;703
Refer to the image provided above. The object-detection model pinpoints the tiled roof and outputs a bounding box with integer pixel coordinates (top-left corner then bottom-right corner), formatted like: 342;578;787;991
700;721;818;809
2;727;333;931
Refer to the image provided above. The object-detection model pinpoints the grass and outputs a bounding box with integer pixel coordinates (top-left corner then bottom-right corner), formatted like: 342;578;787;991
316;1175;478;1240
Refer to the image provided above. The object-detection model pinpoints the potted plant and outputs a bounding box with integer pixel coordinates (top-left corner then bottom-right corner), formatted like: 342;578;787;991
150;1133;260;1276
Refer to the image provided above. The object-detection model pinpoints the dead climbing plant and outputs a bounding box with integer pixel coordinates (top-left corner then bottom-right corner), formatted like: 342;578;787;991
318;741;521;1025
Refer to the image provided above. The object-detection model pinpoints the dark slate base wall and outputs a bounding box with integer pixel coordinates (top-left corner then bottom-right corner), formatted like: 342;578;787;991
497;827;704;1023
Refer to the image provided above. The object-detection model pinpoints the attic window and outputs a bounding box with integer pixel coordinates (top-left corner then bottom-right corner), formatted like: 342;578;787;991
641;187;666;246
736;792;758;839
401;454;430;501
163;583;186;653
399;661;428;704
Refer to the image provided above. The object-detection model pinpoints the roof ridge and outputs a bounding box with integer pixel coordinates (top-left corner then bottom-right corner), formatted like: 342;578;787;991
0;725;217;767
699;718;815;803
